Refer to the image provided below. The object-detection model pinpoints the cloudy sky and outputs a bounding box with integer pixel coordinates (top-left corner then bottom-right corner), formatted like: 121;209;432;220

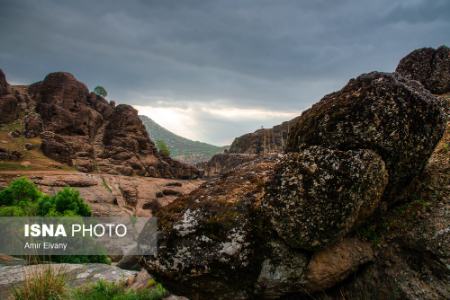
0;0;449;145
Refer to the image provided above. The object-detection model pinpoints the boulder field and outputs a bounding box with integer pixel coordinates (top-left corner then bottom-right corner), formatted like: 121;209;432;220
142;47;448;299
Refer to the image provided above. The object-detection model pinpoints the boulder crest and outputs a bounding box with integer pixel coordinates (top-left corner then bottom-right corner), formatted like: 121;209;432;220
396;45;450;94
0;69;19;124
286;72;445;201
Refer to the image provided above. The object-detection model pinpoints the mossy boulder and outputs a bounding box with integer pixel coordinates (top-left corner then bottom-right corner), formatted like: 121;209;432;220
263;146;388;251
286;72;445;201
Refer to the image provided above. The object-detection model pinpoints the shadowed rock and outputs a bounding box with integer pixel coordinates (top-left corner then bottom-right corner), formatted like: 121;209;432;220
263;146;388;251
286;72;445;201
396;45;450;94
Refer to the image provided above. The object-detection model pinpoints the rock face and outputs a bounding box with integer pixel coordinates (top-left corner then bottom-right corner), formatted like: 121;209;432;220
142;70;446;299
198;153;257;177
286;72;445;200
0;69;10;96
396;45;450;94
229;117;300;155
263;146;388;251
0;69;19;124
23;71;200;178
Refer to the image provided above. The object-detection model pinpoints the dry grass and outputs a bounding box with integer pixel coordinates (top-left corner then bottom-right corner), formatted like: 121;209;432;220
12;265;67;300
0;120;73;171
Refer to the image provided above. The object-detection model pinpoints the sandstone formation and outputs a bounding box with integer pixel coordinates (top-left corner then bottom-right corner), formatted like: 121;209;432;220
286;72;445;200
0;70;200;179
396;45;450;94
142;70;446;299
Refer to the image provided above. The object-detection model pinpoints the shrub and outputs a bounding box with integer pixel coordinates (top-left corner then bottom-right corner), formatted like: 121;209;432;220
0;177;41;206
13;265;67;300
93;86;108;98
156;140;170;157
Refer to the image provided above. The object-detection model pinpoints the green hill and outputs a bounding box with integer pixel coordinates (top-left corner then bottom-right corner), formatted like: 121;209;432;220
139;115;227;164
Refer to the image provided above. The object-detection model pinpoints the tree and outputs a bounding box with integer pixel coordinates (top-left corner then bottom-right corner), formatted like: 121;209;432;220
156;140;171;157
93;86;108;97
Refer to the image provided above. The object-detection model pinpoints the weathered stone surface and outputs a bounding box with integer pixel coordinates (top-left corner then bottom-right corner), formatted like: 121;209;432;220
229;116;301;155
254;239;308;299
199;153;257;177
305;238;374;292
21;71;200;179
0;171;202;217
263;146;388;250
396;45;450;94
0;69;10;96
0;147;23;160
286;72;445;200
143;157;278;300
0;70;19;124
24;112;43;138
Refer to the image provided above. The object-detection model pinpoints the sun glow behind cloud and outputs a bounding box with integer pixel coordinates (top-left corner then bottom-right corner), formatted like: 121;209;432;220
134;103;299;145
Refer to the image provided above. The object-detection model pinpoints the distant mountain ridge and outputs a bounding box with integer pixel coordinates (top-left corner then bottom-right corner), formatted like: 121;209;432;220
139;115;227;164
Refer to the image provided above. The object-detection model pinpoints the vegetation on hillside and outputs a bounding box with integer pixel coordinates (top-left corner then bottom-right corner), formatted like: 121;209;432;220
155;140;170;157
140;115;227;164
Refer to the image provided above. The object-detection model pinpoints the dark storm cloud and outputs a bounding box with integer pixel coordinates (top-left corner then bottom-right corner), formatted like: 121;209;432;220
0;0;449;143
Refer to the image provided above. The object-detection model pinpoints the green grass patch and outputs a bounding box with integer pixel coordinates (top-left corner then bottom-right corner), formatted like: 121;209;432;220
71;280;168;300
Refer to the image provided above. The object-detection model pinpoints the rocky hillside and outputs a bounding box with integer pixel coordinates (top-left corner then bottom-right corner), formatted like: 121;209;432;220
0;70;200;179
140;115;227;164
141;46;449;299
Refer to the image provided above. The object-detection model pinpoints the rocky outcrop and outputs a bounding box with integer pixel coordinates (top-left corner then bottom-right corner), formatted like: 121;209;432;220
142;70;446;299
0;69;19;124
198;153;257;177
229;117;300;155
396;45;450;94
0;69;9;96
286;72;445;201
22;71;200;178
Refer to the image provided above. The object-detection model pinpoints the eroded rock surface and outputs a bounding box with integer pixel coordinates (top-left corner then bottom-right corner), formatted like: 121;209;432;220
0;172;202;217
286;72;445;200
143;71;445;299
0;69;19;124
396;45;450;94
263;146;388;251
0;70;201;179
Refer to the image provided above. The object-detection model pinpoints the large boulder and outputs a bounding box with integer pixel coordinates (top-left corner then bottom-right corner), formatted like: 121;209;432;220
143;157;279;299
263;146;388;251
286;72;445;201
396;45;450;94
30;72;103;136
